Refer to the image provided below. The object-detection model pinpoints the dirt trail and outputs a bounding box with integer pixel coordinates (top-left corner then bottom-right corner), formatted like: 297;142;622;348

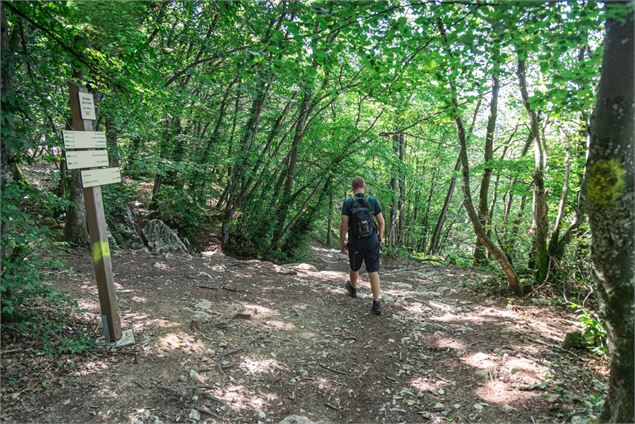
2;245;605;423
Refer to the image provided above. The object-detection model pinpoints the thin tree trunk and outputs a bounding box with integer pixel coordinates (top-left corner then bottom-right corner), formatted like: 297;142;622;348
104;112;120;167
438;18;521;295
420;167;437;252
398;133;406;245
585;8;634;422
427;97;482;255
517;57;549;283
474;67;500;264
389;133;399;247
547;138;572;261
222;72;270;246
428;155;460;255
326;183;334;246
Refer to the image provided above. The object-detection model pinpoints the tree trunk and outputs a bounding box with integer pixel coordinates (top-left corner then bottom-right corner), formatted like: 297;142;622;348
1;9;22;186
474;68;500;264
428;155;460;255
64;81;92;246
389;134;399;247
517;57;549;283
326;182;334;246
428;97;482;255
420;167;437;252
438;18;521;296
222;72;270;246
104;112;120;167
398;133;406;245
585;7;634;422
547;138;572;262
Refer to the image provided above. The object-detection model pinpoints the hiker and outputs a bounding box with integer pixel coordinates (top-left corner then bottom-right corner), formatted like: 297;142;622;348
339;176;385;315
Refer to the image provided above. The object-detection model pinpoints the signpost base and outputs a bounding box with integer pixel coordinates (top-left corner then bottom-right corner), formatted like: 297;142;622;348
96;329;135;348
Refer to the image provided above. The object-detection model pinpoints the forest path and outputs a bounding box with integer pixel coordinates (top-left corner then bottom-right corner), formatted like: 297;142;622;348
3;246;603;423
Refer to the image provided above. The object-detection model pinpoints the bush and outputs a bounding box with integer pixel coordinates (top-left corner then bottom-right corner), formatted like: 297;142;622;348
1;182;94;355
568;303;608;356
1;182;68;319
151;185;207;240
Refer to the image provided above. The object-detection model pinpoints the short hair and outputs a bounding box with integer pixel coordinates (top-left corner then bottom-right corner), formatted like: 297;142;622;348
352;176;365;190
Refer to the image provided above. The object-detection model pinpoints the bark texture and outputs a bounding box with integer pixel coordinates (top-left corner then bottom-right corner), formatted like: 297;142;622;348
585;6;634;423
474;69;500;264
517;58;549;283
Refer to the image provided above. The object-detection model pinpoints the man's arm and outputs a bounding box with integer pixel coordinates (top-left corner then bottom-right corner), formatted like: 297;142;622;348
376;212;385;245
339;215;349;253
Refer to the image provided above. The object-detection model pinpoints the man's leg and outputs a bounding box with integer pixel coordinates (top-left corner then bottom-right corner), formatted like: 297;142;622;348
365;239;382;314
346;243;362;297
350;270;359;287
368;271;380;300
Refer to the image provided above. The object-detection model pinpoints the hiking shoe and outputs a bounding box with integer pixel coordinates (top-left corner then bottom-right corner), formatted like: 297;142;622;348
372;300;382;315
345;281;357;298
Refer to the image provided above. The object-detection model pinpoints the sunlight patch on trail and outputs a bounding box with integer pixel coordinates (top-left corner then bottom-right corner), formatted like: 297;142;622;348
476;381;538;404
409;377;447;393
434;337;466;350
239;357;286;375
71;360;109;377
212;384;278;412
157;332;204;354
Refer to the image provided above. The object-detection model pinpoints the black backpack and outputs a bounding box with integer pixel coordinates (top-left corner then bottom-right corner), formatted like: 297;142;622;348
350;196;375;238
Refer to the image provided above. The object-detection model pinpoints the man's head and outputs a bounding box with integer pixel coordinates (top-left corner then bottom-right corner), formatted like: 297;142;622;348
352;176;365;193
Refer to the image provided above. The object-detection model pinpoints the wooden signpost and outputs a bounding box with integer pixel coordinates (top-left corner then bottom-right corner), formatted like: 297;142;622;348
65;83;131;346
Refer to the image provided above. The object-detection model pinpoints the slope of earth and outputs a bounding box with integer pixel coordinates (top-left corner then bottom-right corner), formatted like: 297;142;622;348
1;245;607;423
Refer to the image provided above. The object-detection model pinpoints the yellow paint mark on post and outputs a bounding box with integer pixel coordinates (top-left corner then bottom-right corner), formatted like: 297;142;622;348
586;159;626;205
92;241;111;263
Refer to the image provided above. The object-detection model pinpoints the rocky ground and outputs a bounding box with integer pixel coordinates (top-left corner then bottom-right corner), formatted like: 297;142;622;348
1;244;607;423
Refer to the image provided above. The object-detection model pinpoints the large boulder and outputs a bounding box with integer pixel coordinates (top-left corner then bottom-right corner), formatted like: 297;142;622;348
108;207;145;250
143;219;188;254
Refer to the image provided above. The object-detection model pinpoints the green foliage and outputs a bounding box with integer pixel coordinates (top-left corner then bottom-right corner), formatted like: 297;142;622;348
1;182;69;319
3;294;97;355
568;303;608;356
152;185;206;241
102;180;139;216
1;182;95;355
3;0;609;312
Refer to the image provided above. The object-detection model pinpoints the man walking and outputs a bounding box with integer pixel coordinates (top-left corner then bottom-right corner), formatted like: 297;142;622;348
339;176;385;315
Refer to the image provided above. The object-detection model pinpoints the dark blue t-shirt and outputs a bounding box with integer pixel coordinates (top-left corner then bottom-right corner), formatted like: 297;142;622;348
341;193;382;243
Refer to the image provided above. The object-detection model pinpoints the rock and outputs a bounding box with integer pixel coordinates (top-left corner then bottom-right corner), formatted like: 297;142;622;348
106;225;119;249
278;416;321;424
501;405;518;413
110;207;145;249
143;219;188;254
255;409;267;420
194;300;213;311
188;409;201;421
132;409;164;424
473;352;489;362
191;311;212;322
288;263;318;272
473;403;484;411
189;369;202;383
433;402;445;411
